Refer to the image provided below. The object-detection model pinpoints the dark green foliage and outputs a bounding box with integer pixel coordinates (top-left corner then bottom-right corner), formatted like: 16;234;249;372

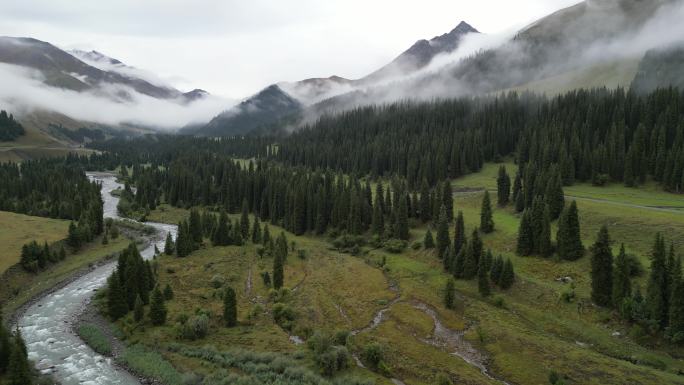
0;307;10;374
163;283;174;300
107;243;155;320
7;330;31;385
444;278;456;309
150;286;167;326
240;199;251;238
424;228;435;249
613;244;632;309
394;191;410;240
462;238;478;280
189;209;203;244
164;232;174;255
436;205;451;259
175;220;193;257
107;270;128;320
453;211;466;255
647;233;669;328
273;246;284;290
19;240;62;273
441;181;454;222
545;168;565;220
134;295;144;322
307;331;350;376
490;255;504;286
499;259;515;290
497;165;511;206
251;215;262;243
557;201;583;261
480;191;494;233
223;286;238;327
591;226;613;307
212;211;230;246
516;210;534;256
478;262;491;297
537;205;552;258
0;111;25;141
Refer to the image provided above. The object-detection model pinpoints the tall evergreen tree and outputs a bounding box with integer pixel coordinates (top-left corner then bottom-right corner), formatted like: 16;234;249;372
164;232;174;255
395;192;410;240
252;215;262;243
224;286;238;327
107;270;128;320
516;210;534;256
213;211;230;246
538;205;552;257
545;168;565;219
149;286;167;326
556;201;583;261
424;229;435;249
436;205;451;259
497;166;511;206
371;191;385;235
240;199;251;238
612;244;632;309
273;249;284;290
480;191;494;233
478;262;491;297
444;278;456;309
499;259;515;289
462;240;478;280
647;233;669;328
490;255;504;286
442;181;454;222
453;211;466;255
134;295;144;322
591;226;614;307
7;330;31;385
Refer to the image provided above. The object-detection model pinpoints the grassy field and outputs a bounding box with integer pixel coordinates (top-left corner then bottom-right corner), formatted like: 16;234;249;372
0;211;70;273
113;163;684;385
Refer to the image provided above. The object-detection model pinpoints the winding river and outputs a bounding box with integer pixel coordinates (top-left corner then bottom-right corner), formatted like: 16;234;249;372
16;173;177;385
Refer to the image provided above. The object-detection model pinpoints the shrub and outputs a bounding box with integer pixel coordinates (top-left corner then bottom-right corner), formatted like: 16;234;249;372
383;239;407;254
272;303;296;330
297;249;308;259
493;296;506;308
362;342;384;370
334;330;350;346
307;331;350;376
177;315;209;341
411;241;422;250
625;253;645;277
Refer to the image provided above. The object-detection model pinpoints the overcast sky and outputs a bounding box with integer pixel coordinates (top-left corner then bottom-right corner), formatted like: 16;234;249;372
1;0;580;99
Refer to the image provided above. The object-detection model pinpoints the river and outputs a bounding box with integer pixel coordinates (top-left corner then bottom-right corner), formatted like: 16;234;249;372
16;173;177;385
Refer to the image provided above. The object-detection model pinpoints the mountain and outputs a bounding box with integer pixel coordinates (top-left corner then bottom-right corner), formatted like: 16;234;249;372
362;21;478;83
192;21;478;136
631;44;684;94
196;85;302;137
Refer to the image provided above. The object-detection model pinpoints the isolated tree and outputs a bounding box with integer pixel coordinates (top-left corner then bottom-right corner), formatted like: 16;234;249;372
556;201;583;261
499;259;515;289
424;229;435;249
612;244;631;309
163;283;174;300
240;199;250;239
497;166;511;206
516;210;534;256
591;226;613;307
480;191;494;233
7;330;31;385
224;286;238;327
453;211;466;255
107;270;128;320
647;233;669;328
149;287;167;326
436;205;451;259
164;232;174;255
273;249;284;290
134;295;144;322
444;278;456;309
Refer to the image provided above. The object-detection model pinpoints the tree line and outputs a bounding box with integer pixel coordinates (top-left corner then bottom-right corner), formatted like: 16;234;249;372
0;111;25;141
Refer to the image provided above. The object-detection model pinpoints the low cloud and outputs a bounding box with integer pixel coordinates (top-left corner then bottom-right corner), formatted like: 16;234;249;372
0;63;231;130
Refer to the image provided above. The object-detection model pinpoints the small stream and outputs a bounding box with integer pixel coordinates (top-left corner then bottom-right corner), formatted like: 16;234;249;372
15;173;177;385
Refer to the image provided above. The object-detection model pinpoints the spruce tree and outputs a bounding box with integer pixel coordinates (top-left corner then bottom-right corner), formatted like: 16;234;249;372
453;211;466;255
7;330;31;385
478;262;491;297
395;193;410;240
490;256;504;286
647;233;669;328
669;277;684;343
444;278;456;309
462;240;478;280
252;215;262;243
419;180;431;222
213;211;230;246
556;201;583;261
372;191;385;235
512;170;522;207
497;165;511;206
612;244;631;309
480;191;494;233
436;205;451;259
189;209;203;245
149;287;167;326
134;295;144;322
424;229;435;249
240;199;251;239
590;226;613;307
67;221;81;249
538;205;552;258
224;286;238;327
442;181;454;222
0;307;10;373
276;232;289;262
453;240;466;278
273;250;284;290
262;224;271;246
107;270;128;320
515;188;525;213
516;210;534;256
499;259;515;289
545;169;565;220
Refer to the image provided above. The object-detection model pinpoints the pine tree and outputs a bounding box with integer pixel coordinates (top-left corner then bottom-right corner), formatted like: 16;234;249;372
436;205;451;259
453;211;466;255
424;229;435;249
67;221;81;249
419;180;431;222
262;224;271;246
612;244;631;309
223;286;238;327
478;262;491;297
134;294;144;322
538;205;552;257
591;226;613;307
462;240;478;280
515;188;525;213
149;287;167;326
372;191;385;235
163;283;174;300
0;307;10;373
647;233;669;328
395;193;410;240
669;273;684;343
444;278;456;309
490;255;504;286
545;169;565;219
442;181;454;222
7;330;31;385
240;199;251;239
516;210;534;256
213;211;230;246
273;249;284;290
189;209;203;245
499;259;515;289
497;166;511;206
453;240;466;278
556;201;583;261
276;232;288;261
107;270;128;320
251;215;262;243
512;170;522;207
480;191;494;233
